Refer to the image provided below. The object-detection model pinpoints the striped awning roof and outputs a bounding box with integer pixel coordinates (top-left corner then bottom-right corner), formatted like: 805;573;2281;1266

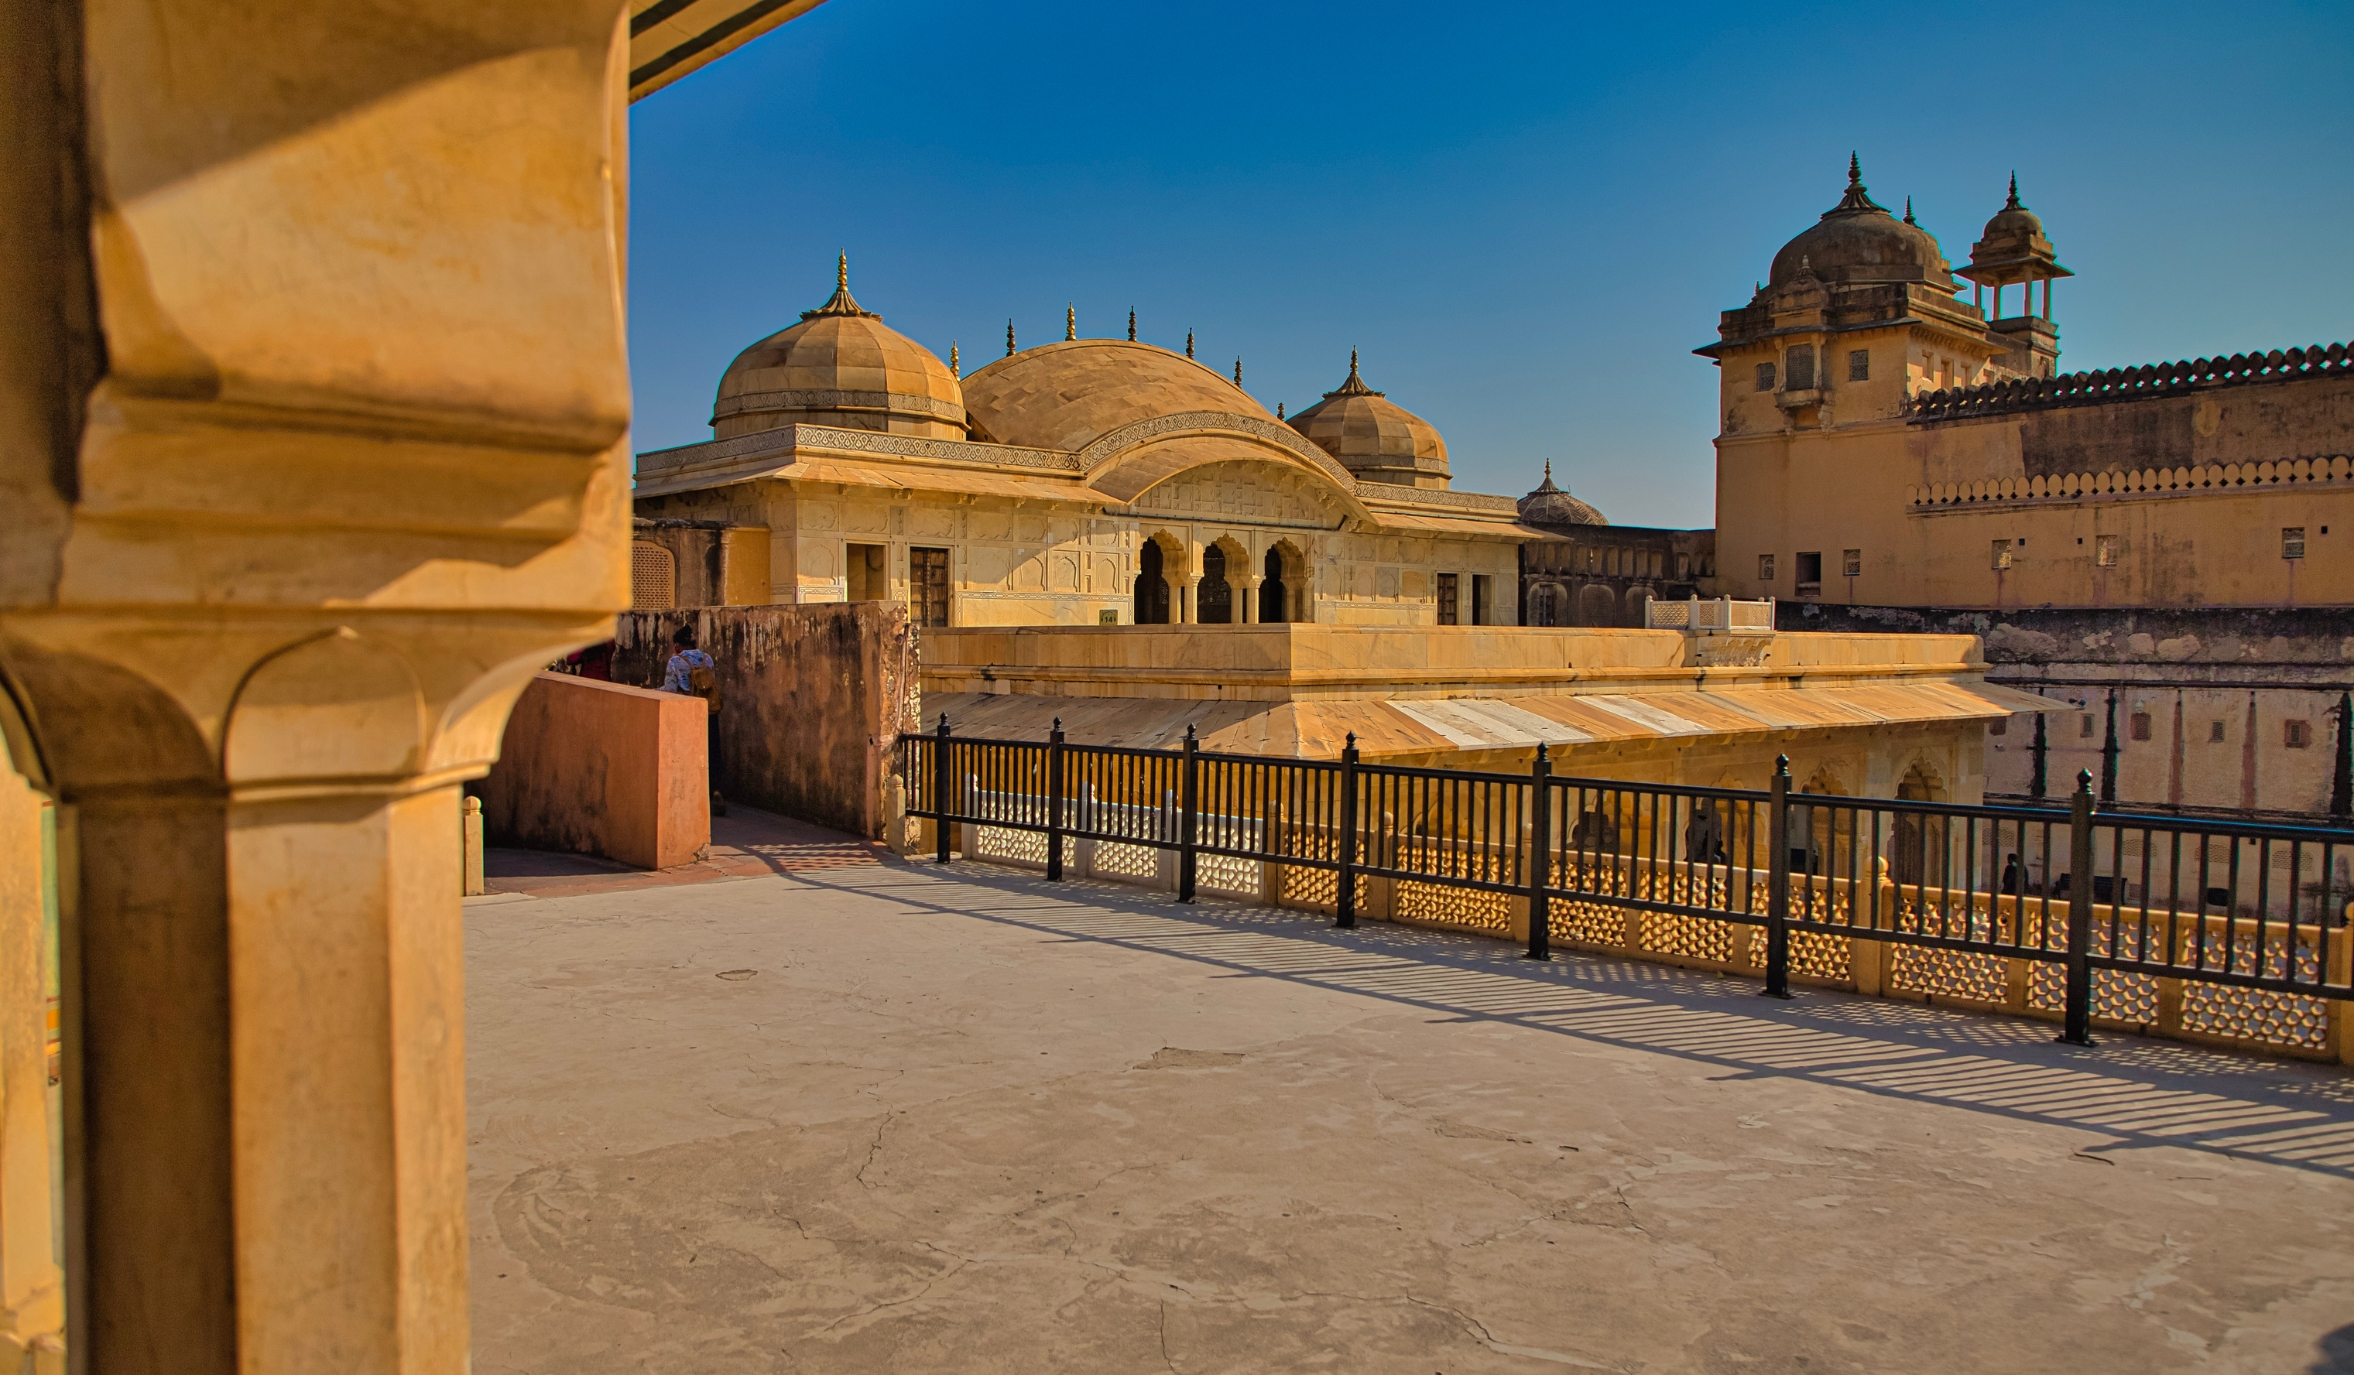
629;0;831;102
924;680;2074;766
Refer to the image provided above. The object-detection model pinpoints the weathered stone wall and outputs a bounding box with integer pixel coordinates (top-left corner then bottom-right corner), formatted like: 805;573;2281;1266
613;604;919;838
1787;602;2354;819
478;674;710;870
1716;359;2354;611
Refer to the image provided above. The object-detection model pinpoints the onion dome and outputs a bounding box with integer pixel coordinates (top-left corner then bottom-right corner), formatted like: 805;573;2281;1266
1768;155;1954;290
1285;351;1451;489
710;255;966;440
1516;461;1607;527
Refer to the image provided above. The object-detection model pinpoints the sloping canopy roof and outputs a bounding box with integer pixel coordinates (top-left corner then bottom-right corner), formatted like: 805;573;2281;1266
927;680;2069;763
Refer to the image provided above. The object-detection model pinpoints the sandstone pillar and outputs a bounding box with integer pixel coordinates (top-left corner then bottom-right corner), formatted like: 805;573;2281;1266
0;1;642;1371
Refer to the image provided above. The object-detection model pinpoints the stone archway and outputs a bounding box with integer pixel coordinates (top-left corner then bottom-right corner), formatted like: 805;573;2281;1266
1133;538;1171;624
1893;757;1950;891
1199;537;1248;625
1262;541;1310;623
1529;583;1563;627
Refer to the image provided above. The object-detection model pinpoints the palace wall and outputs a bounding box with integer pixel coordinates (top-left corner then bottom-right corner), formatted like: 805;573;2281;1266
611;604;920;838
477;674;710;870
1716;364;2354;611
636;466;1528;628
1790;602;2354;819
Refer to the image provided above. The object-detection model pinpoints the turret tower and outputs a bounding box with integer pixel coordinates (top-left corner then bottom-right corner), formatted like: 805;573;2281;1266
1955;174;2071;379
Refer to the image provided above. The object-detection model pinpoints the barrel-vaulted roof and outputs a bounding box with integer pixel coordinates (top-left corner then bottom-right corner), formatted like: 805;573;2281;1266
961;339;1273;453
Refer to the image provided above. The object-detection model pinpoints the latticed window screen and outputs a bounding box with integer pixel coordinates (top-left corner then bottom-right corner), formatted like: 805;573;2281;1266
1436;573;1458;625
1847;349;1870;381
630;541;675;609
910;547;951;628
1785;345;1815;390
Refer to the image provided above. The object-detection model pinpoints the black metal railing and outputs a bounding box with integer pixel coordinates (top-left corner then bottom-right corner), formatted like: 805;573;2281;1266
902;717;2354;1045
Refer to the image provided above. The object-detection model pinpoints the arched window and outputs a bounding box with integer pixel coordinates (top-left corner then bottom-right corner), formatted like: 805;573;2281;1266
1575;583;1614;626
630;541;676;610
1892;760;1950;891
1199;544;1232;624
1133;540;1171;624
1261;543;1307;623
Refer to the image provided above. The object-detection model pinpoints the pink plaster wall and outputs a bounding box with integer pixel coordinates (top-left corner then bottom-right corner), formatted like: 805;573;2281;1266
479;673;709;869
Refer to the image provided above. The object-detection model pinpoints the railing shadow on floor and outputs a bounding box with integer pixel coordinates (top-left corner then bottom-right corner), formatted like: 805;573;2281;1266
791;856;2354;1180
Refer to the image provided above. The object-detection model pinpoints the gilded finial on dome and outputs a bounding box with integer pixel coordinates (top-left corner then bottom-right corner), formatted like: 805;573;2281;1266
1006;319;1016;356
1127;309;1136;342
1065;304;1076;341
1824;153;1888;218
1324;349;1383;398
1544;458;1553;482
2005;171;2022;209
1276;401;1285;420
1233;357;1243;386
799;252;880;321
1904;195;1916;225
949;341;959;377
1185;331;1194;359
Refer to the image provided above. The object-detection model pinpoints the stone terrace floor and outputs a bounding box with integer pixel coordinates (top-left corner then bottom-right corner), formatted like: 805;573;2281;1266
467;811;2354;1374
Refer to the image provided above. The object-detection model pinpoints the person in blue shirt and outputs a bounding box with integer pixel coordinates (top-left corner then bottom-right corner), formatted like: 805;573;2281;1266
661;624;725;816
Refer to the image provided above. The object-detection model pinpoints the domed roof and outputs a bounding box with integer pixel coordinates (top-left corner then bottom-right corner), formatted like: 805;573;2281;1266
961;337;1271;452
1959;174;2071;289
1980;173;2045;240
1768;156;1953;290
1517;461;1606;527
712;256;965;440
1285;352;1450;489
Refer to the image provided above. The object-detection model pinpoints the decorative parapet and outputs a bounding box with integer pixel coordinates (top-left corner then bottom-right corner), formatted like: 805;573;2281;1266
1647;595;1776;632
1908;341;2350;423
1910;454;2354;510
1354;482;1521;514
635;424;1081;477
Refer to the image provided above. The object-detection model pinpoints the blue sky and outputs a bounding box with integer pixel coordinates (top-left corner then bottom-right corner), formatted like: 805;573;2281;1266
627;0;2354;527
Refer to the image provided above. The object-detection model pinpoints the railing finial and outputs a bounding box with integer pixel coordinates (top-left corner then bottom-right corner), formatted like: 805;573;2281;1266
2076;767;2093;795
1184;722;1197;743
1535;742;1549;764
1345;731;1357;749
937;712;949;734
1774;754;1791;778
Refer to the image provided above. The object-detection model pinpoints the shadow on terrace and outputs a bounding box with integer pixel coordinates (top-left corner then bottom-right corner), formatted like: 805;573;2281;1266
808;856;2354;1179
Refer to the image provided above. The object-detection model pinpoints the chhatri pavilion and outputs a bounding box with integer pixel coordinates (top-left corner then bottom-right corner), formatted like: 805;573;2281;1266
631;258;1559;628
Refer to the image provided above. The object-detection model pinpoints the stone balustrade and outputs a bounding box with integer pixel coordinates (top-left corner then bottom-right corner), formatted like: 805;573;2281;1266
1911;454;2354;509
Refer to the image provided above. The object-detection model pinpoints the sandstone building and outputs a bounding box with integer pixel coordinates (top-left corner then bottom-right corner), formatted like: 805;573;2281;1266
1512;462;1716;627
633;265;1542;627
1702;157;2354;821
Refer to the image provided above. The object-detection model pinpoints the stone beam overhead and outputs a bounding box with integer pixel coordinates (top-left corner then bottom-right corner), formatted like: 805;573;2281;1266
628;0;832;101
